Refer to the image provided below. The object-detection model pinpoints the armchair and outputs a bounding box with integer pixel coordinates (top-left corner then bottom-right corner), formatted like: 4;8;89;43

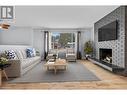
46;49;58;61
66;48;76;62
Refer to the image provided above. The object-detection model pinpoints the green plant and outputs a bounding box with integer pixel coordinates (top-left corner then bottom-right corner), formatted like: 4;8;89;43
36;51;40;56
0;57;8;64
36;51;39;54
84;41;93;54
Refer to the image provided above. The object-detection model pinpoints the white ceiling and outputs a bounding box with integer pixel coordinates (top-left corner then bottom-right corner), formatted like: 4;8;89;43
14;6;119;28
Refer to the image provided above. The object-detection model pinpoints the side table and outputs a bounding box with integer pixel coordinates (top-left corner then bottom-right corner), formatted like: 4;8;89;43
0;64;11;86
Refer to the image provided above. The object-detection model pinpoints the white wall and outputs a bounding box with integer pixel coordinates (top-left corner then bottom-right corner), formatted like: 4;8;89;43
0;26;45;58
0;27;93;59
80;28;93;59
0;27;33;45
32;29;44;59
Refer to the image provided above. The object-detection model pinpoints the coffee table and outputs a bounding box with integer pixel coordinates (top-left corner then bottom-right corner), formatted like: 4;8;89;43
44;59;67;74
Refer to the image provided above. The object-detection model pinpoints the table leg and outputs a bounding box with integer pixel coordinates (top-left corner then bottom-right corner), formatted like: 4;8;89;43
47;66;49;71
54;66;57;74
2;70;8;80
65;66;67;70
0;70;2;86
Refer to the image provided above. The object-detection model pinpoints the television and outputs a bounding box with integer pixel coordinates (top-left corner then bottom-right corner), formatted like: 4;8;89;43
98;20;118;42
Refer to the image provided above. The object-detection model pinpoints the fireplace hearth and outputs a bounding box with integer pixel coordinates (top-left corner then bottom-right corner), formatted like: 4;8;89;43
89;48;124;72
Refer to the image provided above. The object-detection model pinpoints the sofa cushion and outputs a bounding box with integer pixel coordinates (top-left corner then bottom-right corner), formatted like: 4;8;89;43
21;49;27;59
5;50;18;59
66;54;76;60
21;56;40;69
66;53;76;56
49;49;57;55
15;50;24;59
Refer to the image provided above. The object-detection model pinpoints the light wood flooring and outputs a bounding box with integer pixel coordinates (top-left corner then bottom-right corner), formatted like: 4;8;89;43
1;60;127;89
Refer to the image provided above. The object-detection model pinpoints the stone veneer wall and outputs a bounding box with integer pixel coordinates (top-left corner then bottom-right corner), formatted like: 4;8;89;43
125;7;127;69
94;6;125;68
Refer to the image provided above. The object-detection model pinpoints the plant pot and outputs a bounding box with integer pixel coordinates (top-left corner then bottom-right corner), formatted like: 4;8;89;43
85;54;91;60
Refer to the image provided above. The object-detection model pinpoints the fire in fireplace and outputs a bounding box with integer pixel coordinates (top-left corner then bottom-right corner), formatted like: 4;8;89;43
99;48;112;63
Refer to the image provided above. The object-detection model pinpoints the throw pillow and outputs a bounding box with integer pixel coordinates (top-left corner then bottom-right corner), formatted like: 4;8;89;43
26;48;36;58
32;48;36;57
5;50;17;59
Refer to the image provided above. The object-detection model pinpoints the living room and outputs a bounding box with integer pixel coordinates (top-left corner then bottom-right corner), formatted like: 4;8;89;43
1;3;127;91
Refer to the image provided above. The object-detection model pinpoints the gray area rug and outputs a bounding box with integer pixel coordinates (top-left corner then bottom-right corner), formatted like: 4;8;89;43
8;62;100;83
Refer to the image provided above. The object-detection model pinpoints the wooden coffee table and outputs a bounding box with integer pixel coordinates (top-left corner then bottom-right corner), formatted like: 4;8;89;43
44;59;67;74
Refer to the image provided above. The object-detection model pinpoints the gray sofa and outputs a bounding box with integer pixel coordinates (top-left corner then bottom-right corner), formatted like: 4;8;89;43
0;45;41;77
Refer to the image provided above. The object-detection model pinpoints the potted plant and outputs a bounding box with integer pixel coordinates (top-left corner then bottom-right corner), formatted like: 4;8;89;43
0;57;8;65
0;57;9;70
0;53;8;64
36;51;40;56
84;41;93;60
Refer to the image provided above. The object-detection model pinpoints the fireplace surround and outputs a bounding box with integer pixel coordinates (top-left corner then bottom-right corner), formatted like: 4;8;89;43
93;6;127;74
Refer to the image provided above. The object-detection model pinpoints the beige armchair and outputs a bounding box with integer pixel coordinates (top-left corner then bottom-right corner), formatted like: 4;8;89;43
46;49;58;61
66;48;76;62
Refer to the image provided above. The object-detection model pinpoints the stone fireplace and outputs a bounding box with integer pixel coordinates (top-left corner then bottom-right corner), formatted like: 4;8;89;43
99;48;112;64
93;6;127;74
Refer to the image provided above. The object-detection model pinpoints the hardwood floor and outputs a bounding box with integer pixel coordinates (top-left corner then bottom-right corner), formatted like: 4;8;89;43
1;60;127;89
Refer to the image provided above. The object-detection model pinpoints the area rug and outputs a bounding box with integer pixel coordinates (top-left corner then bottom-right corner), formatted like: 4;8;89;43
8;62;100;83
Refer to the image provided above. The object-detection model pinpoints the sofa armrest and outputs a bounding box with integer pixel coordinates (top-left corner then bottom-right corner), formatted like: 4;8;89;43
5;59;21;77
